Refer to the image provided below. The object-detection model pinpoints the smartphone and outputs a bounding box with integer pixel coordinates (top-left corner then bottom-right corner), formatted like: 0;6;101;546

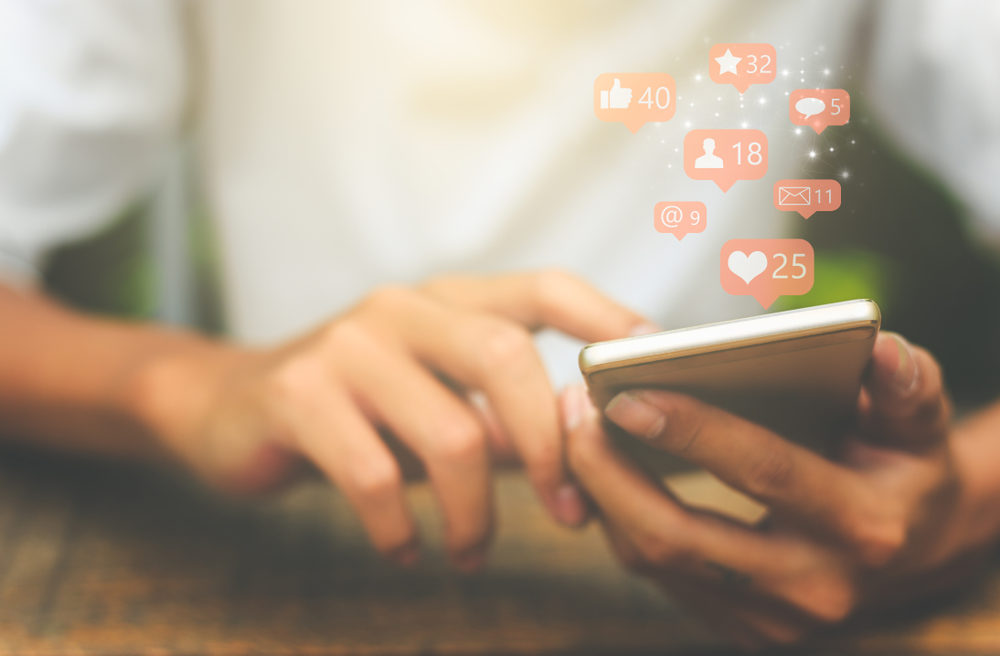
579;299;881;473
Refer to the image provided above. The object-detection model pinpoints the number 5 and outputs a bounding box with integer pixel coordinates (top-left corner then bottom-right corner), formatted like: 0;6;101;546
791;253;807;279
830;97;842;116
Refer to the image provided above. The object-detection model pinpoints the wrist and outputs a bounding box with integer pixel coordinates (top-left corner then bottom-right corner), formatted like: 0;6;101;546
118;331;252;465
948;409;1000;553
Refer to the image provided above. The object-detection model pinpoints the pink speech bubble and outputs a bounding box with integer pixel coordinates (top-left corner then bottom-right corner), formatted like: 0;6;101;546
720;239;814;309
684;129;767;192
773;179;842;218
789;89;850;133
594;73;676;133
653;201;706;241
709;43;776;94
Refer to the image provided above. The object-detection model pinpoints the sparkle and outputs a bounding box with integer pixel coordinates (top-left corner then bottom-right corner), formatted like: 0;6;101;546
695;73;703;82
740;121;749;128
757;96;767;105
794;127;802;135
689;101;695;108
800;78;806;83
717;96;723;102
684;120;692;128
851;139;856;144
829;146;835;152
808;150;817;158
714;112;720;117
841;169;850;179
782;69;790;77
823;68;831;76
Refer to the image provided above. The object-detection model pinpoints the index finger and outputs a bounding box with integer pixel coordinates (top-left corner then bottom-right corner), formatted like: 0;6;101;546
421;269;655;342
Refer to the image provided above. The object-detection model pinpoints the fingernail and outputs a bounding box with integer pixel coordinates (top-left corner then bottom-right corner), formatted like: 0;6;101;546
453;548;487;573
605;392;666;440
561;384;589;432
552;483;588;527
890;333;919;393
629;322;661;337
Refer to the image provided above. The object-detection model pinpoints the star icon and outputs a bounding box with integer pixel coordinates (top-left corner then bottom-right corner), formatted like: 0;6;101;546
715;48;742;76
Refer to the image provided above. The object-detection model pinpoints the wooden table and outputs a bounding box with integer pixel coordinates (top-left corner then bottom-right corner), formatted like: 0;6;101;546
0;446;997;655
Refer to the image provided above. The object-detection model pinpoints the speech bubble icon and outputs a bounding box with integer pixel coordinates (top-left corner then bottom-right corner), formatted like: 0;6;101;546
720;239;814;309
653;201;706;241
773;179;842;218
794;96;826;119
709;43;777;94
684;129;767;192
594;73;676;133
789;89;850;133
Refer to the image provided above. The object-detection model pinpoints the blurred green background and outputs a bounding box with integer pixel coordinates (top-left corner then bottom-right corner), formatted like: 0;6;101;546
41;109;1000;410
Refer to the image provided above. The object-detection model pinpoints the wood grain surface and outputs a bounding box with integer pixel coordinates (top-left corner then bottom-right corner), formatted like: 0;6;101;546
0;446;997;656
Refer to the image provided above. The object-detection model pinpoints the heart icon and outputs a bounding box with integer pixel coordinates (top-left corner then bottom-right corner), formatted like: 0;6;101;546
727;250;767;284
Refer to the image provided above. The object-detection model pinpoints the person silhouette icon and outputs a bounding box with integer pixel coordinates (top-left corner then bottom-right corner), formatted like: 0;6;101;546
694;137;724;169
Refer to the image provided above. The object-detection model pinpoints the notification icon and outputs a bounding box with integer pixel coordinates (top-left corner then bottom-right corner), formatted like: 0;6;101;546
721;239;814;308
654;201;706;241
710;43;777;93
774;179;842;218
594;73;676;133
684;129;768;192
790;89;850;133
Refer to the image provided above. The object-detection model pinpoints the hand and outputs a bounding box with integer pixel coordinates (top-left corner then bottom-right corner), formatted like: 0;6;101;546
133;270;649;570
563;333;996;649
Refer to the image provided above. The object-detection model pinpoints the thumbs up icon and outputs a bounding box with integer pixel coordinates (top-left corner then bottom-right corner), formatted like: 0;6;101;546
600;78;632;110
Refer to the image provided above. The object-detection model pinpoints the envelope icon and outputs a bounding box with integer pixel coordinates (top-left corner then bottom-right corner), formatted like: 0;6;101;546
778;186;811;206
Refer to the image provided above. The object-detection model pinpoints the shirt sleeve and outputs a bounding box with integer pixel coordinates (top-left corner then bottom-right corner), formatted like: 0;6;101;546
0;0;185;284
863;0;1000;246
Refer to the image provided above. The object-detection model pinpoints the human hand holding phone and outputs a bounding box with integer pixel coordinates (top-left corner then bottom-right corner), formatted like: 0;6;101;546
563;332;1000;648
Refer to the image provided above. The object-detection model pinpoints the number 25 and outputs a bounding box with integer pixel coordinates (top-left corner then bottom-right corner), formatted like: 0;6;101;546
772;253;807;279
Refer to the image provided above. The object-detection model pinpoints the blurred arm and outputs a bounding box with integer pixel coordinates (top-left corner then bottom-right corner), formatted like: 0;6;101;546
950;401;1000;550
0;283;230;461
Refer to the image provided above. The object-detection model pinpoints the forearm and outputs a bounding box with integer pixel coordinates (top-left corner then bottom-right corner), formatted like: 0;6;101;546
0;283;234;461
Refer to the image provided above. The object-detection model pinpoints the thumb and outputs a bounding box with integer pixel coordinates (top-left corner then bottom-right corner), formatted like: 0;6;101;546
860;332;950;447
612;78;622;90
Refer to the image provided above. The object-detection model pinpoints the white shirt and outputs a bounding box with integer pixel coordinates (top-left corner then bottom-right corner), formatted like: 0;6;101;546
2;0;999;387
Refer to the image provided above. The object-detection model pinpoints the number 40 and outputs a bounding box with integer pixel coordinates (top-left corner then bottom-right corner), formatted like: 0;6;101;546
638;86;671;109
